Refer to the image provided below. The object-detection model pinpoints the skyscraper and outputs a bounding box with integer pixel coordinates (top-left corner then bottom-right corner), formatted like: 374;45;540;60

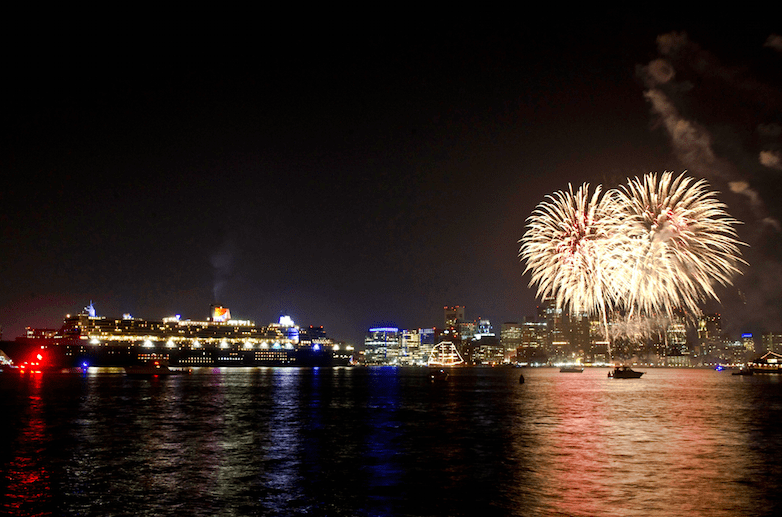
444;306;465;328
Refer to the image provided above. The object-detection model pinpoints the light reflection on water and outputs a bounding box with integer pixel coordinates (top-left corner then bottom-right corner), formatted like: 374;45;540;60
2;367;782;516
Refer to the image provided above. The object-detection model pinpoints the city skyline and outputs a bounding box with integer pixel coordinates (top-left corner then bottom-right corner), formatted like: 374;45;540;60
6;297;770;357
2;17;782;348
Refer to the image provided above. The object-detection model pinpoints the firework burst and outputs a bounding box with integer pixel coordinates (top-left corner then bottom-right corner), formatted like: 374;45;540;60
519;183;625;319
520;172;746;354
615;171;746;318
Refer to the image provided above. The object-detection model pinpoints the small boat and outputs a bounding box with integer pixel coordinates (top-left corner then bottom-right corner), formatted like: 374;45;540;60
125;359;187;376
732;368;753;376
608;366;644;379
560;367;584;373
429;368;449;381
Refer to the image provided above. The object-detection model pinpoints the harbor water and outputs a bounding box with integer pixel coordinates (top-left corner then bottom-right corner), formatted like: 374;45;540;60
2;367;782;516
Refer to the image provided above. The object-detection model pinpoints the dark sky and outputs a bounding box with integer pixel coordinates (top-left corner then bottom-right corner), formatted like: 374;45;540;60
2;13;781;345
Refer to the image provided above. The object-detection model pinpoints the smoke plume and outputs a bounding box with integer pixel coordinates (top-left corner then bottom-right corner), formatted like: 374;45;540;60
639;31;782;334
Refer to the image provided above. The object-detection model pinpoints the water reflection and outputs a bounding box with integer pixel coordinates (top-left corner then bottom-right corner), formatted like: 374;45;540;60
528;369;771;516
2;367;782;516
3;373;51;515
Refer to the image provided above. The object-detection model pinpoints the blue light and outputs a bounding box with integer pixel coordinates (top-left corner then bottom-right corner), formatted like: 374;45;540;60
313;344;320;351
742;333;753;338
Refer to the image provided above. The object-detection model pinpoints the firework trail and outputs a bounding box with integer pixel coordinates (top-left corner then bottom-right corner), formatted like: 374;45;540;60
616;172;746;319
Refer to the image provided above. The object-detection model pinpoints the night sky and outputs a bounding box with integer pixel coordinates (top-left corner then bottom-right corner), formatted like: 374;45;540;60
2;14;781;346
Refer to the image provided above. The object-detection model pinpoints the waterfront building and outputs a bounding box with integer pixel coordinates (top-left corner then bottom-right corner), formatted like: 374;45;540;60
467;335;504;365
419;328;436;364
722;340;749;364
400;329;421;365
665;352;690;367
365;327;401;365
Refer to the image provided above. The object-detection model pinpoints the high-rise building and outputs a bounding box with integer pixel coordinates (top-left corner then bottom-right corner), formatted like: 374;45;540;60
444;306;465;328
697;313;722;356
666;321;687;355
742;333;756;354
541;298;569;358
569;312;590;356
588;317;609;363
666;308;688;356
476;319;493;338
459;321;476;341
762;332;782;354
518;318;547;364
500;322;522;354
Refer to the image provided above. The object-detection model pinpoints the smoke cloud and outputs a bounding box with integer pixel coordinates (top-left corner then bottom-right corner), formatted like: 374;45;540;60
210;238;237;303
639;31;782;334
760;150;782;170
765;34;782;52
640;32;781;228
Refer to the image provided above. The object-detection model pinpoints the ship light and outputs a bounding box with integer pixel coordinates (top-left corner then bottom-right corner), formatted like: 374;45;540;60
89;338;100;345
143;340;154;348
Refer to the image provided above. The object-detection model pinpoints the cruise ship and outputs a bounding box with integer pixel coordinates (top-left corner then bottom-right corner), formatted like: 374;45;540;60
18;303;352;368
